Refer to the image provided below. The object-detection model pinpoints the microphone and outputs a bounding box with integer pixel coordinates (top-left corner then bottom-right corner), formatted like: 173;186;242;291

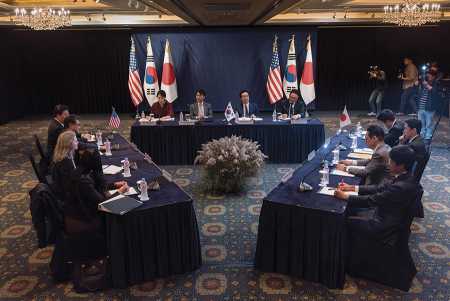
298;163;321;192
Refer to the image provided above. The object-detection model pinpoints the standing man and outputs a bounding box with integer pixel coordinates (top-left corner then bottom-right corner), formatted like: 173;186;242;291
47;104;69;160
417;70;440;144
367;66;387;116
398;57;419;116
377;109;405;147
189;89;213;119
236;90;259;117
278;89;305;119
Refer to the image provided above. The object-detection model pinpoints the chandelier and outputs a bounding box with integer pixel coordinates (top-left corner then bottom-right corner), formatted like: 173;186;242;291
383;1;441;26
13;7;71;30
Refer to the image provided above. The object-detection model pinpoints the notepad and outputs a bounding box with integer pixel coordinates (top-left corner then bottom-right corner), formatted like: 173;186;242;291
330;169;355;177
347;152;372;160
102;165;123;175
98;195;142;215
317;187;358;196
347;165;366;171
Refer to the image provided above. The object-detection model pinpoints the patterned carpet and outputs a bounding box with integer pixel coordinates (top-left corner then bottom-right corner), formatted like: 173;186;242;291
0;112;449;300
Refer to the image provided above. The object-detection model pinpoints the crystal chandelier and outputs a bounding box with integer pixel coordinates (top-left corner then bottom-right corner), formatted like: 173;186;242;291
383;1;441;26
13;7;71;30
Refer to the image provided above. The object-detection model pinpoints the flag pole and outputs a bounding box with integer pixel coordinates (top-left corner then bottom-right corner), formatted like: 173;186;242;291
273;35;278;118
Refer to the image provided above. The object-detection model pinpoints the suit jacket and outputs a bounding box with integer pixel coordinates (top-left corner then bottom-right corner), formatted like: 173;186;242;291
47;119;64;160
347;173;419;245
236;102;259;117
189;102;213;118
403;135;427;165
278;99;306;117
347;143;392;185
385;120;405;147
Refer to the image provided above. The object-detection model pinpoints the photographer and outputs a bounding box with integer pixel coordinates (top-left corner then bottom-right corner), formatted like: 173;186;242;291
367;66;387;116
417;69;440;144
397;57;419;116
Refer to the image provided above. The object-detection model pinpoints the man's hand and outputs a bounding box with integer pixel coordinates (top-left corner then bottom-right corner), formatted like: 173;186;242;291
334;189;349;200
292;114;301;120
118;183;129;194
339;160;353;166
279;114;288;119
337;182;355;191
336;164;347;171
114;181;127;188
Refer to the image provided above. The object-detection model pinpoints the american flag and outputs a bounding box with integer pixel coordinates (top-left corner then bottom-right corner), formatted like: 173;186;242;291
128;37;143;107
266;36;283;104
109;107;121;129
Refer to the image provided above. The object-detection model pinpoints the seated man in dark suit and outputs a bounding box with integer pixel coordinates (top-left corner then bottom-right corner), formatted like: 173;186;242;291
47;104;69;159
400;119;427;165
236;90;259;117
337;125;391;185
377;109;405;147
278;89;305;119
189;89;213;119
335;145;419;242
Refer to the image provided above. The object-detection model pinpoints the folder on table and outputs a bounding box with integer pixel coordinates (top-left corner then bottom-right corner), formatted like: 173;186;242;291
347;152;372;160
98;194;142;215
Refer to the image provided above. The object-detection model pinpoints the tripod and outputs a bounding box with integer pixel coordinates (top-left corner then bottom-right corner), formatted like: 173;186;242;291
430;84;450;150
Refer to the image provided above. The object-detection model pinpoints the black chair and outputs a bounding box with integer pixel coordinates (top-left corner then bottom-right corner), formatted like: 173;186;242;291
413;151;431;183
346;193;420;291
33;134;49;163
28;152;47;184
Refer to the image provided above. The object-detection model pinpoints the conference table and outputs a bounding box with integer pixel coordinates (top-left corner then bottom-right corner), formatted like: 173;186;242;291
130;117;325;165
254;132;364;289
100;134;202;288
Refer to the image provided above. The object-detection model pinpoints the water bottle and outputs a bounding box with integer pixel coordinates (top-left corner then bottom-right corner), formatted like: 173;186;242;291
141;111;146;119
356;122;362;136
96;130;103;146
137;178;149;201
179;111;184;122
123;157;131;177
332;148;339;165
272;109;277;122
323;160;329;185
351;135;358;150
104;139;112;156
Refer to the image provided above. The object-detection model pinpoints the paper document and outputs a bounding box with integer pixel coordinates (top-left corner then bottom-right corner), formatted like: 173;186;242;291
103;165;123;175
354;148;374;155
317;187;358;196
330;169;355;177
348;165;365;171
347;153;372;160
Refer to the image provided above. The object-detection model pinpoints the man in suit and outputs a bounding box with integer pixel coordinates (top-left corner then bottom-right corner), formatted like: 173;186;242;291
335;145;419;244
278;89;305;119
189;89;213;119
337;125;391;185
377;109;405;147
47;104;69;160
236;90;258;117
400;119;427;165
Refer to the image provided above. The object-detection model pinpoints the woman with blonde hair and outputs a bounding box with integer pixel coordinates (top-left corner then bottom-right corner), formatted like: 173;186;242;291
51;130;128;243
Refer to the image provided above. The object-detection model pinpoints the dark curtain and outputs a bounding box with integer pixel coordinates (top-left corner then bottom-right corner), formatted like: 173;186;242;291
317;24;450;114
0;29;131;123
132;27;317;113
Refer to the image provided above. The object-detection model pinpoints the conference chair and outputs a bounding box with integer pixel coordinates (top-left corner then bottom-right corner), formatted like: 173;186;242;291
28;152;47;184
413;151;431;183
33;134;49;163
346;190;421;291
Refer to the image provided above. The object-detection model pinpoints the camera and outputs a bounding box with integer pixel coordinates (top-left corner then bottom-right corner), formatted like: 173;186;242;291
419;62;431;80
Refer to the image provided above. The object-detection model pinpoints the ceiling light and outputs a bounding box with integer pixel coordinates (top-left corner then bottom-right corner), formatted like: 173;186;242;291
13;7;71;30
383;1;440;26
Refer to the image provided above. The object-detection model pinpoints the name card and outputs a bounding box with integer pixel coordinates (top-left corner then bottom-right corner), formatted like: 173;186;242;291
307;150;316;161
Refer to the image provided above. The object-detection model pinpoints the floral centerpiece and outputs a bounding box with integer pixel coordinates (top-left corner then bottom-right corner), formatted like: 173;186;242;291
194;135;268;193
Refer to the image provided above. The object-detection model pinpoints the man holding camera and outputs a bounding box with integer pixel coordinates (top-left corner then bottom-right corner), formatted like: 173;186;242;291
367;66;387;116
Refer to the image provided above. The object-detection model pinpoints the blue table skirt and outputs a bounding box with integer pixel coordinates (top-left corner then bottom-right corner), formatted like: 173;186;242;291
130;118;325;165
255;133;365;289
101;134;202;288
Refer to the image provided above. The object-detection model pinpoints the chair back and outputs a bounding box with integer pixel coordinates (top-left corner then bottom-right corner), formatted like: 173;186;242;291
413;151;431;182
28;152;47;184
33;134;49;162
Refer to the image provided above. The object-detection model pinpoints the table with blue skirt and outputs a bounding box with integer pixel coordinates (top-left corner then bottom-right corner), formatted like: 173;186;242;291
254;132;365;289
100;134;202;288
130;117;325;165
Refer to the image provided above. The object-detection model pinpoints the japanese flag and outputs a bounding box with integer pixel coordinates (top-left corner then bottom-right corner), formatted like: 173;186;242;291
340;105;352;128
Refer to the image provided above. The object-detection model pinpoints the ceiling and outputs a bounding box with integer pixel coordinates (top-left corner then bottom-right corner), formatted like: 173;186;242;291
0;0;449;27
